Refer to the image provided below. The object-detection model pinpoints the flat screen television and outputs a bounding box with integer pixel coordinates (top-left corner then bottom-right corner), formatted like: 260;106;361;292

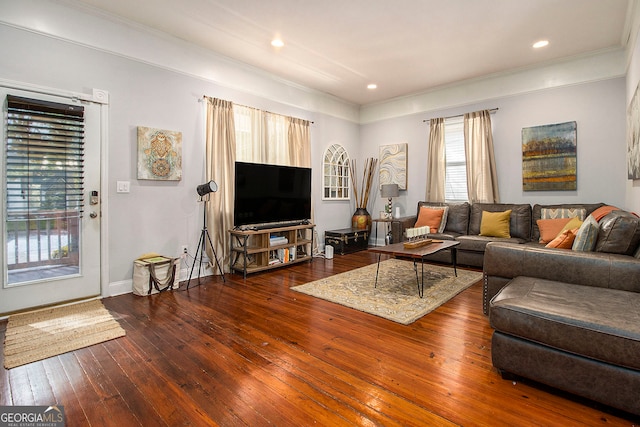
234;161;312;228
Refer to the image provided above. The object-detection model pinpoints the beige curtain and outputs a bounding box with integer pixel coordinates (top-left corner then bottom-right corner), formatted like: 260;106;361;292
464;110;500;203
204;97;236;274
234;105;265;162
287;117;311;167
426;117;446;202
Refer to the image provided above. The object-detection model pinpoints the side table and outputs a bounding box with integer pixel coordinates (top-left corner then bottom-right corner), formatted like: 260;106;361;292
371;217;395;246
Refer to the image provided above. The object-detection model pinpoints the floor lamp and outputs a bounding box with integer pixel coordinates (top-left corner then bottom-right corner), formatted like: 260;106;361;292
187;180;226;289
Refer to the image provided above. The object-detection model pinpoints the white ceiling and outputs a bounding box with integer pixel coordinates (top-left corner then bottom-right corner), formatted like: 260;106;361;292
71;0;632;106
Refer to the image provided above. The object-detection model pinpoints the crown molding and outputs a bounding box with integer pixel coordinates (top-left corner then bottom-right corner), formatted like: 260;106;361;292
0;0;360;123
359;48;626;124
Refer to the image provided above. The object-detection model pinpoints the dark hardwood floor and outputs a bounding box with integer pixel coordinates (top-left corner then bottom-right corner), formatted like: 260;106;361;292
1;250;638;426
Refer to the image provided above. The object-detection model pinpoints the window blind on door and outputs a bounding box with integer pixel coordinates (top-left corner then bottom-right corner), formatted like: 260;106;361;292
5;95;85;219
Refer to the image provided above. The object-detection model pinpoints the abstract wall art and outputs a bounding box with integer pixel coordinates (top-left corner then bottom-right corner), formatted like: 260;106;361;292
137;126;182;181
522;121;577;191
379;143;407;190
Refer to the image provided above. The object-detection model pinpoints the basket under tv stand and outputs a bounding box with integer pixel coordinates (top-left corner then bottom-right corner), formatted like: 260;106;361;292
229;223;315;278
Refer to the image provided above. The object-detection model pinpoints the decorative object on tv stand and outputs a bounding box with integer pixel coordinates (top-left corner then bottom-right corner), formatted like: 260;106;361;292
349;158;378;230
137;126;182;181
380;183;399;219
187;180;225;289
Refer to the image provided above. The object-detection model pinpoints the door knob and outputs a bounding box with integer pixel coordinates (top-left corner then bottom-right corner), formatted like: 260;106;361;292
89;211;98;218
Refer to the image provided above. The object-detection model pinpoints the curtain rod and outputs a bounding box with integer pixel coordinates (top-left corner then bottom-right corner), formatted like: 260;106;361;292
201;95;314;124
422;107;499;123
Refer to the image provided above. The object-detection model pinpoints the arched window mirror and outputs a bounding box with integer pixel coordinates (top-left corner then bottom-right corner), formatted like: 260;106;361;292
323;144;350;200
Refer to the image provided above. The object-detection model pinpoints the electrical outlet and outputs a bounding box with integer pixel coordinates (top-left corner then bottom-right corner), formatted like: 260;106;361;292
180;245;188;258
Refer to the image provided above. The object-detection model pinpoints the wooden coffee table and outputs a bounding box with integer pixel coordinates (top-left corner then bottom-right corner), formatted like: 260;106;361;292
369;240;460;298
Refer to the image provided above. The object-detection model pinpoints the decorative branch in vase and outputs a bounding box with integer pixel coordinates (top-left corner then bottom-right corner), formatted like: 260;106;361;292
349;157;378;230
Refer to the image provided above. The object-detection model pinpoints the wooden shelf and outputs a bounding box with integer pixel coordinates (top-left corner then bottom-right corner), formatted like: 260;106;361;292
229;223;315;278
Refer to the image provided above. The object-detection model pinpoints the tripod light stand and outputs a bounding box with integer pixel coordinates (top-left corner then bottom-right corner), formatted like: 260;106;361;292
187;180;225;289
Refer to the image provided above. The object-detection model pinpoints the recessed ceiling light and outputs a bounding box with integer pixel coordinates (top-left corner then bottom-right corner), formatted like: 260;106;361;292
533;40;549;49
271;38;284;48
367;83;377;90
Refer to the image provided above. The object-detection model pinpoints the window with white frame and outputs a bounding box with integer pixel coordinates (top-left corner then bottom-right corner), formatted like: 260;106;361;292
322;144;350;200
444;117;468;202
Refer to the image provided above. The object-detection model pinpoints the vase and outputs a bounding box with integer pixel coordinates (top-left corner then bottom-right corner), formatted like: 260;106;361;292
352;208;372;230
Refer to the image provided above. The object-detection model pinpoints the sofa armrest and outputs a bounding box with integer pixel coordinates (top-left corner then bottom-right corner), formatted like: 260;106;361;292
391;216;416;243
482;241;640;314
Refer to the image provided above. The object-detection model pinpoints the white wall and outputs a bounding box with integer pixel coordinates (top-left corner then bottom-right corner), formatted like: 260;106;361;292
626;5;640;214
362;78;627;222
0;22;360;292
0;1;634;295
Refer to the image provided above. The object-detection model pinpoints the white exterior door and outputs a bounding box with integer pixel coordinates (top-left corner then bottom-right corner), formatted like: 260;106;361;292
0;86;102;314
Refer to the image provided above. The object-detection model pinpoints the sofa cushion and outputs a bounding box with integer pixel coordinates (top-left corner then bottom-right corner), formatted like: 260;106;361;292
415;205;448;233
416;201;469;235
490;276;640;371
444;202;470;234
456;235;526;253
480;210;511;238
470;203;531;240
531;203;604;242
595;210;640;255
572;215;599;252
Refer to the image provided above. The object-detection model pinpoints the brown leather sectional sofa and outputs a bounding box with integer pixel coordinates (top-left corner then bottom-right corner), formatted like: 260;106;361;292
391;201;607;267
392;201;640;416
484;242;640;416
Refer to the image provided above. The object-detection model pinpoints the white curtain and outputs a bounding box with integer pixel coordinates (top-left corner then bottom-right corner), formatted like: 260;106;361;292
287;117;311;167
234;105;293;166
204;97;236;274
464;110;500;203
426;117;446;202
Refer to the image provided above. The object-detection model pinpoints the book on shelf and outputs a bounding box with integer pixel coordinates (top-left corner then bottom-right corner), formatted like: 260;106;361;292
276;247;295;263
270;236;289;246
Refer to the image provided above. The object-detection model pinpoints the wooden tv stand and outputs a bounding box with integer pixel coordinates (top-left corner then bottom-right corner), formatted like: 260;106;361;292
229;223;315;278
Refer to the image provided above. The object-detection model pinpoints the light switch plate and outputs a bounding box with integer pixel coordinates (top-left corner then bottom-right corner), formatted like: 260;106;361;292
116;181;130;193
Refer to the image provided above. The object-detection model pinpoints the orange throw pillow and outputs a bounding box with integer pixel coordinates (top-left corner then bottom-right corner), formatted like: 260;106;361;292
537;218;572;243
546;228;578;249
415;206;445;231
591;205;619;222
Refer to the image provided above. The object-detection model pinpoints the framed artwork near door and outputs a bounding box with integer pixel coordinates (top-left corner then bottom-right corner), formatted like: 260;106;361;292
137;126;182;181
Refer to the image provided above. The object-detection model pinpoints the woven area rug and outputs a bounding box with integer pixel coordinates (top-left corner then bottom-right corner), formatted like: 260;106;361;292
3;299;126;369
291;259;483;325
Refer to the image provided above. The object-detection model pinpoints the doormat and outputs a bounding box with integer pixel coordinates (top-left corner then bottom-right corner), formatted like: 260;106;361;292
291;259;482;325
3;299;126;369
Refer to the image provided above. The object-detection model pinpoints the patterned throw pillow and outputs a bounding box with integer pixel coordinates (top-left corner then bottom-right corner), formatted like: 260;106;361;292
572;215;599;252
541;207;586;221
